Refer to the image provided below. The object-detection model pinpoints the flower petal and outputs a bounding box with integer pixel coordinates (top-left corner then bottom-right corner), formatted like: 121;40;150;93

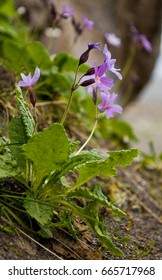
20;73;28;83
106;108;114;118
17;81;28;87
111;104;123;114
109;93;118;105
97;63;107;77
100;76;114;88
31;67;40;86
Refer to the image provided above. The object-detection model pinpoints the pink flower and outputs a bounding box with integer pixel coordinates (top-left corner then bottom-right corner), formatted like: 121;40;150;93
17;67;40;88
80;61;114;94
82;15;94;29
103;45;122;80
105;33;121;48
98;92;122;118
92;61;114;92
139;34;152;53
130;22;152;53
60;4;73;18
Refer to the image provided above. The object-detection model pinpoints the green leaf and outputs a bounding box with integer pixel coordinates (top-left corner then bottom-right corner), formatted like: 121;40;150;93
2;41;27;72
48;72;71;94
0;153;20;179
47;150;104;184
15;85;35;138
0;0;17;17
61;198;123;255
82;201;123;256
24;191;53;226
9;117;28;169
25;41;51;70
67;185;125;217
22;123;70;187
74;149;138;188
61;200;123;256
2;41;51;72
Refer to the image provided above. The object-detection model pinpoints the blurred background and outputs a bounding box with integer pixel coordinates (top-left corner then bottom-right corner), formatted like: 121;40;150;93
12;0;162;153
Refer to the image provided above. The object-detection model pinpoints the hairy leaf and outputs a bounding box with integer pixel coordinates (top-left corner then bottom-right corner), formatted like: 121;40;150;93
9;117;28;169
48;150;104;184
15;85;35;138
24;191;53;226
83;202;123;256
0;154;20;178
67;185;125;217
57;199;123;256
74;149;138;188
22;123;70;187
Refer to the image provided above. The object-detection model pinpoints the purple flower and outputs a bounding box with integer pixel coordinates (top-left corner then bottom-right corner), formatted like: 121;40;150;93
105;33;121;48
88;42;100;50
93;61;114;92
17;67;40;88
81;61;114;95
60;4;73;18
78;43;100;66
98;92;122;118
130;22;152;53
82;15;94;29
103;45;122;80
139;34;152;53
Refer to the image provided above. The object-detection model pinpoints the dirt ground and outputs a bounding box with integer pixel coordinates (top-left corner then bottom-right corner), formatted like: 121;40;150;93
0;163;162;260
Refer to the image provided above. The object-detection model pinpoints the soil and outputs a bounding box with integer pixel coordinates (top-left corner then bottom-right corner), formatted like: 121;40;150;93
0;163;162;260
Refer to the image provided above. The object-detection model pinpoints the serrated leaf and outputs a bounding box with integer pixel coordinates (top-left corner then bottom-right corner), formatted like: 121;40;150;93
47;150;104;184
0;153;20;178
82;201;123;256
107;148;138;168
67;185;125;217
15;85;35;138
22;123;70;187
24;191;53;226
63;200;123;256
9;117;28;169
74;149;138;188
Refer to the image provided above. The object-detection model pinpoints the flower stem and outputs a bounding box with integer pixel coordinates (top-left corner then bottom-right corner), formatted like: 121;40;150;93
60;65;79;125
60;88;74;125
75;109;99;155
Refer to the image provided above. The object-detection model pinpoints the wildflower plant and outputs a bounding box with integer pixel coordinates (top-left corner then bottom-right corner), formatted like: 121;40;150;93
0;40;138;257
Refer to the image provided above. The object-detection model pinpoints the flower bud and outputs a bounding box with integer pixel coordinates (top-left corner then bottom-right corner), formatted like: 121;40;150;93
29;87;37;107
79;78;95;87
78;49;90;66
88;43;100;50
84;67;95;76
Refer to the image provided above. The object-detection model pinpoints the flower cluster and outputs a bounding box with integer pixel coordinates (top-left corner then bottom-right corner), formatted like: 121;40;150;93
49;2;94;36
80;44;122;119
17;43;122;119
130;22;152;53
